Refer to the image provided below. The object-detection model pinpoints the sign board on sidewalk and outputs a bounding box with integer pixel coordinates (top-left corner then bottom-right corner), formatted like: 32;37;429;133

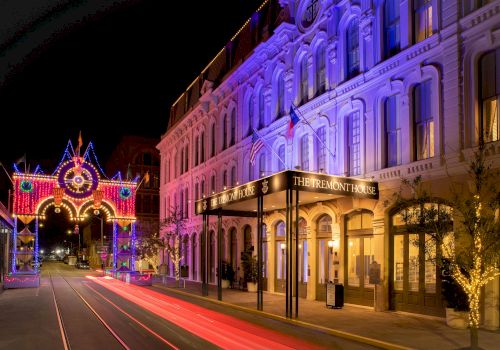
369;261;381;285
326;282;335;307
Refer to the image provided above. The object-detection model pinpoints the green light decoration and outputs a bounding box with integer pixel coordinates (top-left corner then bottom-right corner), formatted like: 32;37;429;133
119;187;132;200
20;180;33;193
122;244;128;250
121;262;127;266
123;226;128;231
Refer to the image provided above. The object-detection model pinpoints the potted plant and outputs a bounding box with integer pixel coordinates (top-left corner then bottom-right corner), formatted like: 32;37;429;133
220;261;234;289
442;260;469;329
241;253;258;292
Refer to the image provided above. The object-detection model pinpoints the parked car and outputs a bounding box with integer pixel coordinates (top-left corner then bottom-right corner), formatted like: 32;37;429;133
76;260;90;269
30;256;43;269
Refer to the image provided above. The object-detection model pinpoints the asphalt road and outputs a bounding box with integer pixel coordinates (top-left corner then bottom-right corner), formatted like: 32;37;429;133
0;262;380;350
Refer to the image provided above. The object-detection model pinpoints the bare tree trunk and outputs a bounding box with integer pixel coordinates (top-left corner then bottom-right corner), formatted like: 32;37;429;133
470;326;478;350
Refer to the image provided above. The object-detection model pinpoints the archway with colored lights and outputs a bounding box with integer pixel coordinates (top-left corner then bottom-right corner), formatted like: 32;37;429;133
6;140;138;288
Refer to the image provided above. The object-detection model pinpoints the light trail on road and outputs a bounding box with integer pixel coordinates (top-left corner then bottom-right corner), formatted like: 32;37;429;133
88;276;324;350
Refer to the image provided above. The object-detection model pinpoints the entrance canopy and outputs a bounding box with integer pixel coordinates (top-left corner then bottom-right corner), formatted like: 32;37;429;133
195;170;379;216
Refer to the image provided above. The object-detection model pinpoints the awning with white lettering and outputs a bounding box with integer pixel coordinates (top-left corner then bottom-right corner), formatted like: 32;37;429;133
195;170;378;215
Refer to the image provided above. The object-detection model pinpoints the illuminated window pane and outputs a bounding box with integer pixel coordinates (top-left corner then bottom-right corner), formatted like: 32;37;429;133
424;233;436;293
348;238;361;286
408;234;420;292
364;237;375;287
394;235;404;290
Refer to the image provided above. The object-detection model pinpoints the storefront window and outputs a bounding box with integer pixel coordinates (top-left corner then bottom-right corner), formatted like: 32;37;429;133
300;240;308;283
277;244;285;279
408;234;419;292
394;235;404;290
425;233;436;293
318;240;326;284
363;237;375;287
348;238;361;286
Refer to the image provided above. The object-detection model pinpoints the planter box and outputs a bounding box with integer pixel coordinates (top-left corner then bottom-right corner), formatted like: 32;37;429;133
446;308;469;329
247;281;258;292
221;279;230;288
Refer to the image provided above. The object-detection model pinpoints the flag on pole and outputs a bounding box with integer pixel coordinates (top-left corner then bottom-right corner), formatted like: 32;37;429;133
288;105;300;137
15;153;26;165
250;130;264;165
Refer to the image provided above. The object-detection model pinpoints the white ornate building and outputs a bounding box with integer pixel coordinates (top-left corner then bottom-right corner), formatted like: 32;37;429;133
158;0;500;326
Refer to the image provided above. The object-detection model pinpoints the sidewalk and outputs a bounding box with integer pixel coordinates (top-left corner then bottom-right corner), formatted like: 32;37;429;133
152;277;500;350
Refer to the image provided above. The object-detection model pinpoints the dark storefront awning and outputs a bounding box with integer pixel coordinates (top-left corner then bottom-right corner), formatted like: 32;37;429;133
195;170;379;216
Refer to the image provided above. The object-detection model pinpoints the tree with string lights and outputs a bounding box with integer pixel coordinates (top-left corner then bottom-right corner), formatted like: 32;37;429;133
159;205;187;283
393;142;500;350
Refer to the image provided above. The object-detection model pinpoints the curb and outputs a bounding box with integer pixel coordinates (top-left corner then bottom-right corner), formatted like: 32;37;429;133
152;283;413;350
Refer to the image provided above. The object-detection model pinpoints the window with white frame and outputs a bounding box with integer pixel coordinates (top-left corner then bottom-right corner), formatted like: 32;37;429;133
223;170;228;188
384;95;401;167
211;174;216;194
346;18;360;80
300;56;308;105
348;111;361;176
276;73;285;119
278;144;286;171
259;153;266;178
463;0;492;16
300;134;310;171
316;44;326;96
479;49;500;143
258;88;265;129
231;166;236;186
184;188;189;218
230;109;236;146
200;179;205;197
413;80;434;160
211;124;216;157
184;145;189;173
194;136;199;167
249;94;254;135
223;114;228;150
200;131;205;163
316;126;326;172
384;0;400;59
413;0;432;43
180;148;184;174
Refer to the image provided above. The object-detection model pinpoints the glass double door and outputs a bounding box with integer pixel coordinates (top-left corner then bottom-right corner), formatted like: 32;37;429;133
391;233;443;316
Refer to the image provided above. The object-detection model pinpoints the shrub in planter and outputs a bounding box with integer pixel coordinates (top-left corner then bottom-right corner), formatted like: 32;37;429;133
241;252;258;291
220;261;234;288
441;260;469;329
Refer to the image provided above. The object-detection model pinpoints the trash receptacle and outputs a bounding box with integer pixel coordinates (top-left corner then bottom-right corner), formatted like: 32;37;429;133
326;282;344;308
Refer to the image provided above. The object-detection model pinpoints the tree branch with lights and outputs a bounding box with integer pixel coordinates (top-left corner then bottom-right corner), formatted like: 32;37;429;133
393;142;500;350
159;205;187;282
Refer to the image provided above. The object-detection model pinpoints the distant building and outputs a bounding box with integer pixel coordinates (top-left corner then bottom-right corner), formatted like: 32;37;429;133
158;0;500;328
0;201;13;283
106;135;160;239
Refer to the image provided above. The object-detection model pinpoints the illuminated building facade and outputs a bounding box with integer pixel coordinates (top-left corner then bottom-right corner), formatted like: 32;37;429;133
158;0;500;327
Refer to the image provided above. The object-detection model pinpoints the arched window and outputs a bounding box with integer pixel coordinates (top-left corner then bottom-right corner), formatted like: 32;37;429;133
347;111;361;176
200;132;205;163
195;182;199;200
275;220;286;289
259;153;266;178
244;226;252;253
276;72;285;119
211;174;216;194
249;94;255;135
300;134;309;171
384;0;400;59
223;170;228;188
413;80;434;160
179;147;184;174
179;190;184;217
230;109;236;146
194;136;199;167
184;188;189;218
278;144;286;171
191;234;197;280
479;49;500;143
384;95;401;167
346;18;360;80
413;0;432;43
258;88;265;128
211;124;216;157
300;56;309;105
184;145;189;172
200;179;205;197
231;166;236;187
316;126;326;172
316;44;326;96
223;114;228;150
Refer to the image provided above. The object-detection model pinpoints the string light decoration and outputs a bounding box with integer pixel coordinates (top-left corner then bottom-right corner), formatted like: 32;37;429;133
9;139;138;283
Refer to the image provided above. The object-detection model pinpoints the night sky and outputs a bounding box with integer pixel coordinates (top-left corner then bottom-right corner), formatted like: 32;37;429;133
0;0;264;204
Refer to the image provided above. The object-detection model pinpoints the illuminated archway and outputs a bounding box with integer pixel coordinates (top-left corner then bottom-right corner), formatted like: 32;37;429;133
8;140;138;287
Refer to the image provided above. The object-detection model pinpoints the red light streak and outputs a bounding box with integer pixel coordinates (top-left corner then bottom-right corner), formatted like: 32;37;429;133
88;277;323;350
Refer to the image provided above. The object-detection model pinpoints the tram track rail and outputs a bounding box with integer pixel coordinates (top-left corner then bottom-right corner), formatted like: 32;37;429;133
49;272;130;350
